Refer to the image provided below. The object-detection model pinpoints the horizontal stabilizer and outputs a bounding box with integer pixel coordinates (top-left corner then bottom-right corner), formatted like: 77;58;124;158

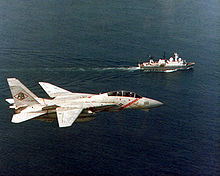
11;112;45;123
6;98;15;104
56;107;83;127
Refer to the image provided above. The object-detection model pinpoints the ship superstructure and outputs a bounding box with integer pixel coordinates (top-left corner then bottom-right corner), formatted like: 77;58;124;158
138;53;195;72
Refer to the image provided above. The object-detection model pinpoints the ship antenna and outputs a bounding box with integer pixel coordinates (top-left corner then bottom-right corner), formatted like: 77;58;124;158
163;52;166;59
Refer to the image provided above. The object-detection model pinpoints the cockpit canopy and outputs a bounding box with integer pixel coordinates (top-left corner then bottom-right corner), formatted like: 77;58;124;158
107;91;142;98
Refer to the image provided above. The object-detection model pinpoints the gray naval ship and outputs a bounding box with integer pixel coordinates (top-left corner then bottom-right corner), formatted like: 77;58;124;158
138;53;195;72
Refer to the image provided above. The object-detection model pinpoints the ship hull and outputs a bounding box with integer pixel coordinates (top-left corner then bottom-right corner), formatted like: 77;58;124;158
139;63;195;72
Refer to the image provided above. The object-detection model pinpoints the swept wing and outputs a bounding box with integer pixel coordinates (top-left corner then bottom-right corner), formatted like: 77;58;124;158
56;107;83;127
39;82;94;98
56;103;119;127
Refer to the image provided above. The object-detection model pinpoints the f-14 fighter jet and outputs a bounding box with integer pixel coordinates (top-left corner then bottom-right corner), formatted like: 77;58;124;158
6;78;163;128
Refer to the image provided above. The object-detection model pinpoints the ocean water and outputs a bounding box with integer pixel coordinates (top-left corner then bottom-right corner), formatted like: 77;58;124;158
0;0;219;175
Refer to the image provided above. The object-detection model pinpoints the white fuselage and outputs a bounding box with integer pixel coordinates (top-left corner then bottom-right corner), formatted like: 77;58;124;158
50;93;158;109
17;92;162;115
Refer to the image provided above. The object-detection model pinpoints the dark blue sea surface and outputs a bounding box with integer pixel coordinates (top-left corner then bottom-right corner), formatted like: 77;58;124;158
0;0;219;175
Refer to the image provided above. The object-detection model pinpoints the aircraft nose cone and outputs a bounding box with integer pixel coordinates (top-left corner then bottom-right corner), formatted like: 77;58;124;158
149;99;164;108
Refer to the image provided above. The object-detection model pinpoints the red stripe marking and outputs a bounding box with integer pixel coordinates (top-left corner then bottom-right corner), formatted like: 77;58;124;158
42;99;49;114
42;98;46;105
121;98;139;110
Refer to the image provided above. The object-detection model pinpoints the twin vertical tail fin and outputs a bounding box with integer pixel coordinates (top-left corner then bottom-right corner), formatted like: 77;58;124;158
7;78;46;123
7;78;40;108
